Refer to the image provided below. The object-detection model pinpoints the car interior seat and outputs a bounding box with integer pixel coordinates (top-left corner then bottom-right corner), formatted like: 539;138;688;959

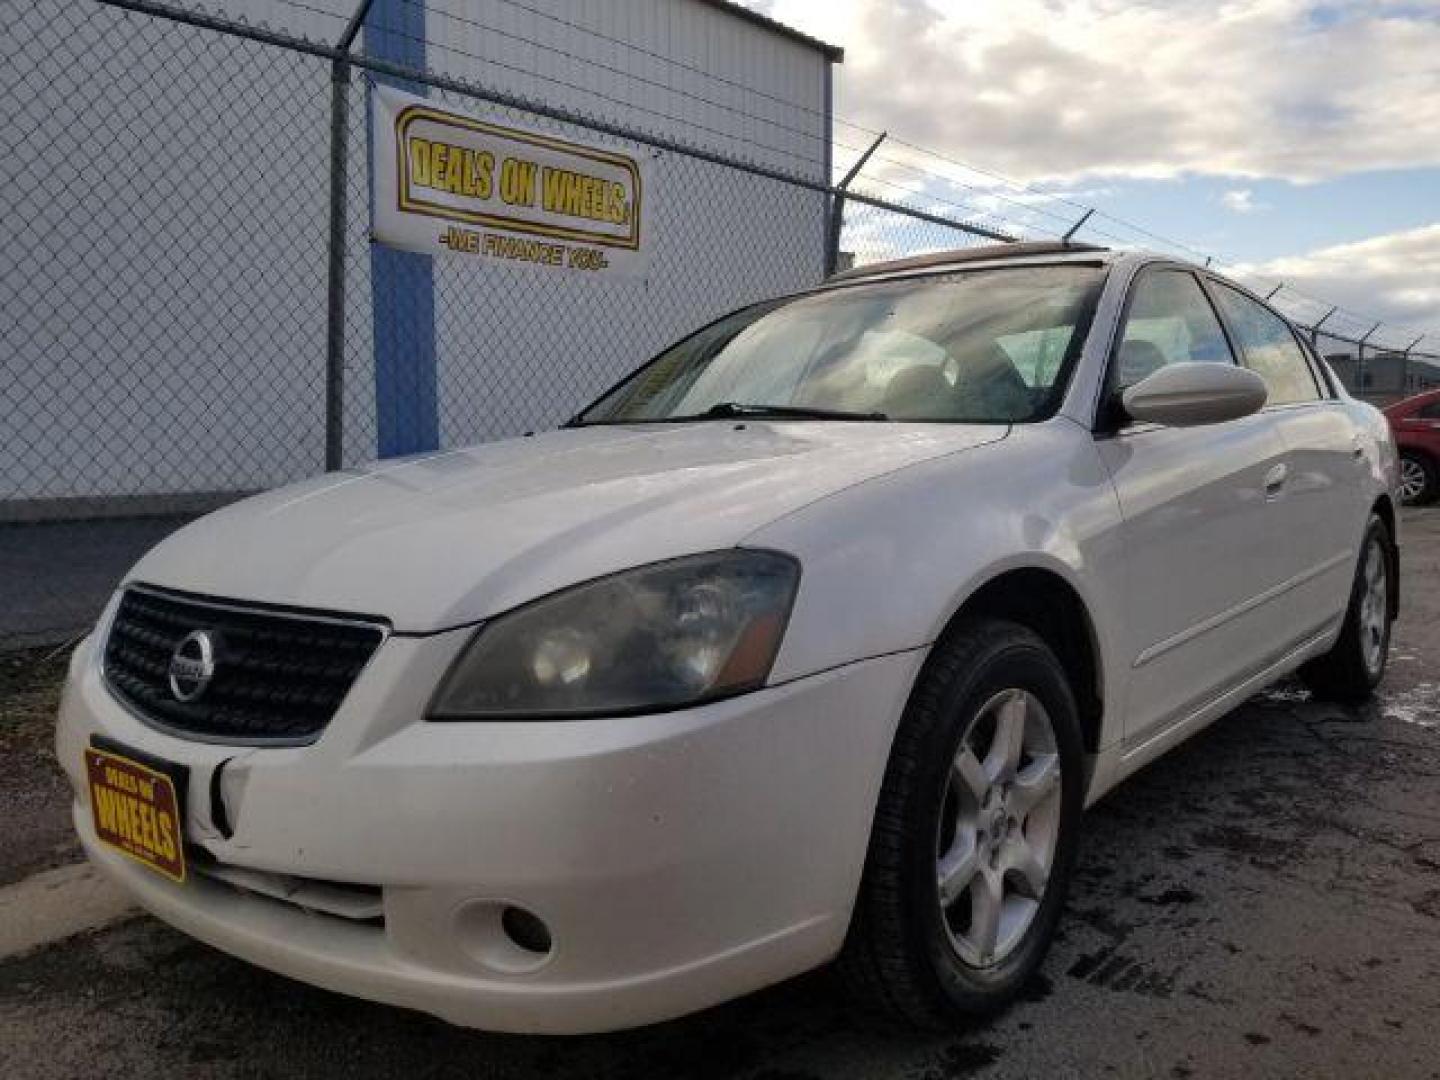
882;365;956;420
955;344;1033;420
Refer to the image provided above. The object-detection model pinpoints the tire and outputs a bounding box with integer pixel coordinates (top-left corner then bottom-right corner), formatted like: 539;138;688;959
1299;514;1395;703
1398;451;1437;506
839;618;1084;1029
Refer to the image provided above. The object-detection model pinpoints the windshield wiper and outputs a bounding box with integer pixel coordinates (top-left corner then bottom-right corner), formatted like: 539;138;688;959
676;401;890;422
564;401;889;427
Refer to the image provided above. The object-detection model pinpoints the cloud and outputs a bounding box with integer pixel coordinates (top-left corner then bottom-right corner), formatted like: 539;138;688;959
753;0;1440;184
1232;223;1440;340
1221;189;1263;214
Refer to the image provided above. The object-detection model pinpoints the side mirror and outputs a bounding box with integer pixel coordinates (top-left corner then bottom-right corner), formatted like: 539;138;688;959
1120;362;1268;428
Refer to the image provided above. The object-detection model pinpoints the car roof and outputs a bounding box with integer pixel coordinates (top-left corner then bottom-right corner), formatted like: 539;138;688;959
825;241;1120;286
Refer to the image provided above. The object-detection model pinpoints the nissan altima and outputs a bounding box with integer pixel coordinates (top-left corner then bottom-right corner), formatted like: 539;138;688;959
57;241;1399;1033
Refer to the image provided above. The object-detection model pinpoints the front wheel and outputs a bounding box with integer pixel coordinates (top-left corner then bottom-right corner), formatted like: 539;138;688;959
1300;514;1395;703
839;619;1084;1028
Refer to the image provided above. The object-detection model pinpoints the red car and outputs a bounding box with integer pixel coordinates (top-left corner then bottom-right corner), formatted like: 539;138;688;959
1385;388;1440;505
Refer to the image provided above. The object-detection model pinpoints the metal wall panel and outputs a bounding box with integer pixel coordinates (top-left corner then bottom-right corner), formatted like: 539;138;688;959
417;0;830;180
382;0;834;454
3;0;833;505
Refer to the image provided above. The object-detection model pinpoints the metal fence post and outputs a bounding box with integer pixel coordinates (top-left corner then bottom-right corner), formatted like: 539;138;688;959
1402;335;1425;394
323;0;376;471
1357;321;1381;395
825;131;886;278
1061;208;1093;243
1310;305;1338;349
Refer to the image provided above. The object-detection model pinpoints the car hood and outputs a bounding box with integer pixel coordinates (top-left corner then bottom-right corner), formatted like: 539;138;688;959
128;422;1006;632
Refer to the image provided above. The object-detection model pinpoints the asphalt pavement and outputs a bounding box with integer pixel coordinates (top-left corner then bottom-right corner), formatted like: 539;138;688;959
0;516;196;649
2;510;1438;1079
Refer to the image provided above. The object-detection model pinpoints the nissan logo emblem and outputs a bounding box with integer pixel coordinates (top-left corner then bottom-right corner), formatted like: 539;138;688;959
168;629;217;703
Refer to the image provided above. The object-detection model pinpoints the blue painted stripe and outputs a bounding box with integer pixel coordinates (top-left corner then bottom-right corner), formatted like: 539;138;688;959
366;0;438;458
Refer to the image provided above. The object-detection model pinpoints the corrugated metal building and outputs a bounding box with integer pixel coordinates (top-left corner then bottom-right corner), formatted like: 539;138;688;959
2;0;840;515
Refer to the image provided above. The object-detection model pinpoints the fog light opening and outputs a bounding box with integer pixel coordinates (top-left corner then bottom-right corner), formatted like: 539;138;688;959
501;905;552;956
453;899;556;974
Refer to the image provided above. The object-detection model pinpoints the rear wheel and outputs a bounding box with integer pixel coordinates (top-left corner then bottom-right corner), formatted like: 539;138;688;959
1300;515;1394;703
839;619;1084;1028
1398;451;1436;506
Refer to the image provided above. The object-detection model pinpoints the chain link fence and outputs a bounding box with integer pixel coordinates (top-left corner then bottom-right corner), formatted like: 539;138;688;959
3;1;336;517
0;0;994;646
1260;293;1440;404
2;0;1437;648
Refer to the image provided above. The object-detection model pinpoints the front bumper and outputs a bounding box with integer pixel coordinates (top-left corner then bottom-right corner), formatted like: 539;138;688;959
58;628;921;1033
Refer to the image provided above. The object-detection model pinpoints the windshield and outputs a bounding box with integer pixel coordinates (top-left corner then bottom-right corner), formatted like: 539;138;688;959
576;264;1106;425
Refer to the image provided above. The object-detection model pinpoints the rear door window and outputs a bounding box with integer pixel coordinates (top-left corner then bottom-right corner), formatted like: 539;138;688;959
1209;283;1322;406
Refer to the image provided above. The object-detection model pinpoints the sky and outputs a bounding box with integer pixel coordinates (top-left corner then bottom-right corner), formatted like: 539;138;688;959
742;0;1440;346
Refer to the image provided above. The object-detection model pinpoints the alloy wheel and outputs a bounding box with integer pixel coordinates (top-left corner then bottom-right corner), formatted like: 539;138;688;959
935;689;1062;968
1399;457;1428;504
1359;535;1388;676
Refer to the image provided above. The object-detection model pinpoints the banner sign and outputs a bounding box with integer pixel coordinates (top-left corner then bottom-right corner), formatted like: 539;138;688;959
371;86;649;276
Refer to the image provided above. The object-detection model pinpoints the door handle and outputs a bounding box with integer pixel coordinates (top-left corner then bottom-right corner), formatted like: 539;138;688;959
1263;463;1288;499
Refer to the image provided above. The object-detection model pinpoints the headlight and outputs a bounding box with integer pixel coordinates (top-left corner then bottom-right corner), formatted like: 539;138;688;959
428;550;800;719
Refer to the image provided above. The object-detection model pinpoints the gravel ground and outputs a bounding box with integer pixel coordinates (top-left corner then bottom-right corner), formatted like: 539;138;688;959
2;510;1437;1079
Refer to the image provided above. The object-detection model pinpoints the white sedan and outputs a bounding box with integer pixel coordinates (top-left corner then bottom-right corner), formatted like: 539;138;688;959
57;242;1399;1033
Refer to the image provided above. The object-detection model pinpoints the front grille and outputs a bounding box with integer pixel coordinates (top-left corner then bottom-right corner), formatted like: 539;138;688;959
103;586;387;744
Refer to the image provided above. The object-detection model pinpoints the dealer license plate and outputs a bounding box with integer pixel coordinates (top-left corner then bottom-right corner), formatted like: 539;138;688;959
85;745;187;883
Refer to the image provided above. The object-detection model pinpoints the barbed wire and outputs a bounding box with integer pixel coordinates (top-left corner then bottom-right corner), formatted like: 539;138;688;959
241;0;1438;350
840;138;1437;352
257;0;1199;246
54;0;1440;360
